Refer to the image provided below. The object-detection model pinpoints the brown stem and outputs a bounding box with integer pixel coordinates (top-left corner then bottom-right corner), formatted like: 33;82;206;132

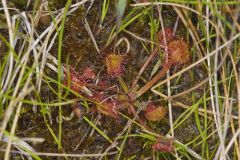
136;63;170;98
131;48;158;88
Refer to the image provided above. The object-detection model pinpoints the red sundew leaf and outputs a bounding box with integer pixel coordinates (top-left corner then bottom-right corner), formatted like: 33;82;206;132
145;102;156;113
158;28;174;46
64;67;86;92
106;54;125;77
89;91;119;118
90;91;105;102
144;103;166;121
167;39;190;66
96;99;119;118
152;138;174;152
82;67;96;80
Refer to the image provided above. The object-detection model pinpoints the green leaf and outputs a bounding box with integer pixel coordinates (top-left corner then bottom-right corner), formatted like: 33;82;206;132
116;0;127;19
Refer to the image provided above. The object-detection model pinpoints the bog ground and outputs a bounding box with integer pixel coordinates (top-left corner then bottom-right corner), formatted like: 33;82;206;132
0;0;240;159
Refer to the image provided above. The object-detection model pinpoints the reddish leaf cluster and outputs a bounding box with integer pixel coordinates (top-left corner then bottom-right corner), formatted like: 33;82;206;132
63;65;122;118
60;25;189;154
